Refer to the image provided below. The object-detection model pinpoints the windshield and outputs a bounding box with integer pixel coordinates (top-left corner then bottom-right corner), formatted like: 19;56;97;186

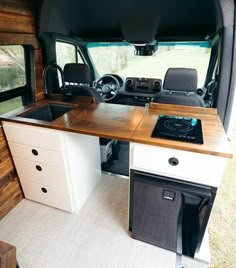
87;42;211;87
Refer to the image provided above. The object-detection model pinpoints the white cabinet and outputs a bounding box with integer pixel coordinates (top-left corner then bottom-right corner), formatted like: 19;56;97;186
129;142;228;264
130;142;227;187
2;122;101;213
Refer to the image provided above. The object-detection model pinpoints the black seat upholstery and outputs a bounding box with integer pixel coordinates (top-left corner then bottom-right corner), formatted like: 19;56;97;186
63;63;104;102
152;68;205;107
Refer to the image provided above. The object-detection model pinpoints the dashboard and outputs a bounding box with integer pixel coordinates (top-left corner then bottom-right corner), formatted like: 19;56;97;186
125;77;161;94
95;74;162;107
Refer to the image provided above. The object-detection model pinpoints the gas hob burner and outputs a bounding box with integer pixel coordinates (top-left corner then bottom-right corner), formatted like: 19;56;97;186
151;115;203;144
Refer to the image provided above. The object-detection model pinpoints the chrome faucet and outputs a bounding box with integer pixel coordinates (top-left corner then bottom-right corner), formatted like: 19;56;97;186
42;63;65;95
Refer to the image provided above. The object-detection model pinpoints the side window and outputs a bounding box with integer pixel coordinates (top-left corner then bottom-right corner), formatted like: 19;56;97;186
0;45;27;114
56;41;83;70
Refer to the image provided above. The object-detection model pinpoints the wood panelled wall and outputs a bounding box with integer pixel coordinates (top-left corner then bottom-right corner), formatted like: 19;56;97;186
0;1;44;218
0;128;23;220
0;0;44;101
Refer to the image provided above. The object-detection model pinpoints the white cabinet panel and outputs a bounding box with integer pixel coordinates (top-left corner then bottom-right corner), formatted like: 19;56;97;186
13;157;69;191
3;121;102;213
3;122;63;151
9;142;65;167
130;143;227;187
20;179;73;212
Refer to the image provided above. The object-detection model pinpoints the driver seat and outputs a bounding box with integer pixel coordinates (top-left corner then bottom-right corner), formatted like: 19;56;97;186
63;63;120;164
63;63;103;103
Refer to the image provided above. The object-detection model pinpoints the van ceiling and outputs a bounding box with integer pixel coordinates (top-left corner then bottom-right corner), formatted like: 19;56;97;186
35;0;223;42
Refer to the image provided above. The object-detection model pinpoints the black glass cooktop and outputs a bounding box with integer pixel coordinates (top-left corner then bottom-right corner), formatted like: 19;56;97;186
151;114;203;144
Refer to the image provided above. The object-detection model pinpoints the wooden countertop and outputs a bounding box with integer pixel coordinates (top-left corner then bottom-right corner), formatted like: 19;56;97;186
65;103;146;140
131;103;233;158
0;98;233;158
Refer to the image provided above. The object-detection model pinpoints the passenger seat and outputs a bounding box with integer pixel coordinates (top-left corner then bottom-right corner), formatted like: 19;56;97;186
152;68;205;107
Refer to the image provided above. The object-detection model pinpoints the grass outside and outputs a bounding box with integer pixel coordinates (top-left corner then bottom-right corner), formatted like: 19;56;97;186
208;125;236;267
0;97;22;115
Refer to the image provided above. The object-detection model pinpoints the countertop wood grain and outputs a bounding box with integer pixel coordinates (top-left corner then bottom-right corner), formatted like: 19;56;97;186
131;103;233;158
0;99;233;158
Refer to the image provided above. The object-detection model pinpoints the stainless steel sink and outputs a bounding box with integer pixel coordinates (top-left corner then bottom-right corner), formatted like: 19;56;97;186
18;103;74;122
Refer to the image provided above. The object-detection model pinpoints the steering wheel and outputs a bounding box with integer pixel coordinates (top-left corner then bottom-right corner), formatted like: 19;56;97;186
94;74;120;102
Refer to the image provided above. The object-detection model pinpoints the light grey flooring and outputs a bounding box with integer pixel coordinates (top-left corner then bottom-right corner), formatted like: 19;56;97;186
0;174;207;268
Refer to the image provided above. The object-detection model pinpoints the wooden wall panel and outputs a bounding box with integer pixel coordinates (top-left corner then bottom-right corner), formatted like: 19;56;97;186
0;132;11;164
0;3;44;101
0;1;44;218
0;12;35;33
0;240;16;268
0;33;39;47
0;128;23;220
35;48;44;101
0;175;23;220
0;0;33;15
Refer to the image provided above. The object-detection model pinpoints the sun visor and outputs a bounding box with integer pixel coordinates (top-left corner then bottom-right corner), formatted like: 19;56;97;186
120;15;159;44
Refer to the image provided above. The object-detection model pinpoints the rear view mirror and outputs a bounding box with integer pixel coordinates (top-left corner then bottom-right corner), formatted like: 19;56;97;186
134;44;158;56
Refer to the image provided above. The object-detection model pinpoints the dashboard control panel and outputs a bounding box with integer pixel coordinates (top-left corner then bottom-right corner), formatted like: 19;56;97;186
125;77;162;93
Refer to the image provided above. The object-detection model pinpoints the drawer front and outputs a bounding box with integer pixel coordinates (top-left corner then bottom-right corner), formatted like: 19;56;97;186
131;143;227;187
20;179;73;212
9;142;65;167
3;122;63;151
14;157;69;191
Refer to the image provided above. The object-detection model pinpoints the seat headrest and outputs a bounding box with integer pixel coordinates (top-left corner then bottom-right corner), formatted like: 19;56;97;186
163;68;198;92
64;63;91;83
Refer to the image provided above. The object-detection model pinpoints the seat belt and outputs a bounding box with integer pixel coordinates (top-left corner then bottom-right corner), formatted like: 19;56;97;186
206;76;218;107
206;39;221;107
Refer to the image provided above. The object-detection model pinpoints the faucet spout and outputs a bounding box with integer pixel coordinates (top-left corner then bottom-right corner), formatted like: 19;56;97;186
42;64;65;95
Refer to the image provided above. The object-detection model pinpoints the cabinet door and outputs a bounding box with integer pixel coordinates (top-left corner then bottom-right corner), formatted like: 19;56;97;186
20;179;73;212
13;157;69;191
130;143;227;187
9;142;65;167
3;122;63;151
131;178;182;253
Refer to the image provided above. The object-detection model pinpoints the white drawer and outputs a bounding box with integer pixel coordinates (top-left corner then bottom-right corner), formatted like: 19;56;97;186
20;179;73;212
13;157;69;191
3;122;63;151
130;143;227;187
9;142;65;167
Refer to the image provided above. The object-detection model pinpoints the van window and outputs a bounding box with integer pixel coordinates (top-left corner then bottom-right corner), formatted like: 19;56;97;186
0;45;27;114
56;41;83;69
0;46;26;91
87;42;211;87
0;97;23;114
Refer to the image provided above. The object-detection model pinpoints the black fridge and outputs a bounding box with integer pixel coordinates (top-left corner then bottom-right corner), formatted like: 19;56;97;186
129;169;217;258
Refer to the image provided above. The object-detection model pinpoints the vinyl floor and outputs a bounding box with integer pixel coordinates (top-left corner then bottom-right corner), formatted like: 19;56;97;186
0;174;207;268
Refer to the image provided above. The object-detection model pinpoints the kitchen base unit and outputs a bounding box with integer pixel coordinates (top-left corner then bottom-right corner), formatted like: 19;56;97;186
129;169;216;258
129;142;228;264
2;122;101;213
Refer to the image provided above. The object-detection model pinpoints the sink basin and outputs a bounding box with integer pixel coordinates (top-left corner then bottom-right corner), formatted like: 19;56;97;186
19;103;74;122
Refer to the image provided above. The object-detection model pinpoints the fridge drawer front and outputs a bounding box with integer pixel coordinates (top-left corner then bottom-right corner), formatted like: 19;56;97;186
131;143;227;187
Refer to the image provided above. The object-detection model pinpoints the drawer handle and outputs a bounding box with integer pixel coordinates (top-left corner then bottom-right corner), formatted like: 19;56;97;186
36;165;42;171
168;157;179;166
41;187;47;193
32;149;38;156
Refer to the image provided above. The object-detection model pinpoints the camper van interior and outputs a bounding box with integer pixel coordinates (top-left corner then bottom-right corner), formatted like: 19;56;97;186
0;0;235;267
